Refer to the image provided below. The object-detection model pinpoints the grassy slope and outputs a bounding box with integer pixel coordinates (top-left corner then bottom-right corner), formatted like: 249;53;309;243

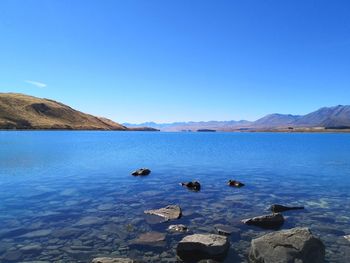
0;93;127;130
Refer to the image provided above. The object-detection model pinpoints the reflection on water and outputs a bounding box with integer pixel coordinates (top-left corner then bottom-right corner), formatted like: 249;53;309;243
0;131;350;262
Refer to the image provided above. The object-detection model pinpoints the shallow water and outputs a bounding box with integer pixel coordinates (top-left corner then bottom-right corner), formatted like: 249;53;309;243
0;131;350;262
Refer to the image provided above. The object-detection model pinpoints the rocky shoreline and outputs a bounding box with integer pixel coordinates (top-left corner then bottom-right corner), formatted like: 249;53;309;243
86;168;327;263
0;167;349;263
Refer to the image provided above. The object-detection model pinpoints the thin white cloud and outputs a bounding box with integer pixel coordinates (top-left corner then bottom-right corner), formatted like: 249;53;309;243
25;80;47;88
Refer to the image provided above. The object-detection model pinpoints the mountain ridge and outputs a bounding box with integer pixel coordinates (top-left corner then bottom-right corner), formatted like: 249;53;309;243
124;105;350;131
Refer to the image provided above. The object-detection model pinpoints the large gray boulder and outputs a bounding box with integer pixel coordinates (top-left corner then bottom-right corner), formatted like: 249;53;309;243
177;234;230;261
249;227;325;263
91;258;135;263
144;205;182;221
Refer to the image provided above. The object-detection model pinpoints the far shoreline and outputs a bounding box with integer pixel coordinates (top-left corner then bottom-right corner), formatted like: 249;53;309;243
1;129;350;133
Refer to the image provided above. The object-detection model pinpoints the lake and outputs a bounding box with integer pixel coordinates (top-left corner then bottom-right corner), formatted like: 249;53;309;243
0;131;350;262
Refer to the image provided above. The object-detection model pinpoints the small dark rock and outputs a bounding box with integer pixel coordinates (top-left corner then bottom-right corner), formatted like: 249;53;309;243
227;180;244;187
242;213;284;229
270;204;304;213
131;168;151;176
214;224;235;236
181;181;201;191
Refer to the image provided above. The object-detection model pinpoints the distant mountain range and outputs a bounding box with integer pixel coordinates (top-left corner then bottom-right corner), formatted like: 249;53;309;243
124;120;252;132
124;105;350;132
0;93;157;131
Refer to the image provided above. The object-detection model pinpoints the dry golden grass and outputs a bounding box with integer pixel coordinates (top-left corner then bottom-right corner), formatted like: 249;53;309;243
0;93;127;130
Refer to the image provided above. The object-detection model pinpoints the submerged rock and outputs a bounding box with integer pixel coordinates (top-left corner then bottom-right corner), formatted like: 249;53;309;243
177;234;230;261
181;181;201;191
270;204;304;213
227;180;245;187
132;231;166;245
168;224;188;233
131;168;151;176
63;247;94;260
52;227;83;238
91;257;135;263
144;205;182;221
19;244;42;254
242;213;284;229
60;188;78;196
2;250;23;262
249;227;325;263
21;229;52;238
75;216;103;226
0;227;29;239
98;204;115;211
144;214;168;224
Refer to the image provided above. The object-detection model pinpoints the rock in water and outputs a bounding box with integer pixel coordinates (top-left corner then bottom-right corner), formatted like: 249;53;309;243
344;235;350;242
131;168;151;176
144;205;182;221
144;214;168;224
270;204;304;213
181;181;201;191
242;213;284;229
177;234;230;261
2;251;22;262
214;224;235;236
227;180;245;187
91;258;135;263
249;227;325;263
19;244;42;254
132;231;166;245
168;224;188;233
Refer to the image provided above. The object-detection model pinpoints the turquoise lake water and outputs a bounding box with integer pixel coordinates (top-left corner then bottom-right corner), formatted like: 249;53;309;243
0;131;350;262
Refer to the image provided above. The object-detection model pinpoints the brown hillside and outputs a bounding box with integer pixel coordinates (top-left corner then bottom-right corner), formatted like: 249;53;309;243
0;93;127;130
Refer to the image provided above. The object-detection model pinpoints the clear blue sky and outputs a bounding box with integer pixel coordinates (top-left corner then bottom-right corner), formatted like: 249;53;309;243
1;0;349;123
